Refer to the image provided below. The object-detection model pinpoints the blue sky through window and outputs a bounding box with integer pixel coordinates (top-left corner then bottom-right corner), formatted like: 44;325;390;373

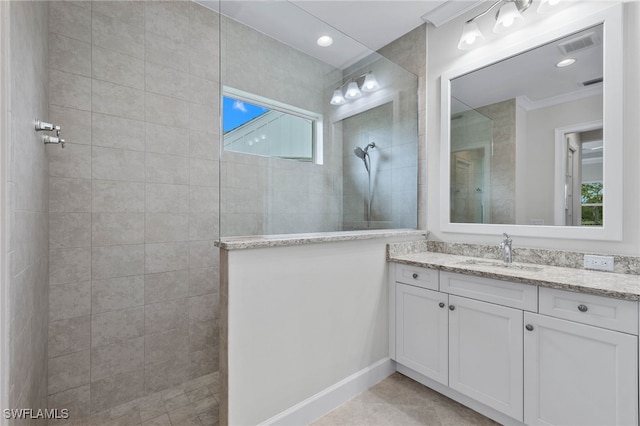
223;96;269;133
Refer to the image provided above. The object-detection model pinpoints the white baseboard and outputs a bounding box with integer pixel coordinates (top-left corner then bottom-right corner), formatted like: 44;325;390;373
258;358;395;426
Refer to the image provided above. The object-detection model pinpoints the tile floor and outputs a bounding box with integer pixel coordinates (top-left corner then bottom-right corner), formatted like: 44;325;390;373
312;373;499;426
55;373;219;426
56;371;496;426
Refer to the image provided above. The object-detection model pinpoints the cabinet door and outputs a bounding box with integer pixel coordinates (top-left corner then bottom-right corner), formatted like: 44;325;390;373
395;283;448;385
524;312;638;426
449;295;524;421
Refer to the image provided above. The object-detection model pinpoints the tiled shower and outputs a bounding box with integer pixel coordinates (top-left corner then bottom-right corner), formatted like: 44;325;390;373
4;0;425;422
45;0;220;418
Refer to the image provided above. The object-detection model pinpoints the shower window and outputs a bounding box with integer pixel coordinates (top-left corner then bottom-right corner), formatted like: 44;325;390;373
222;87;322;162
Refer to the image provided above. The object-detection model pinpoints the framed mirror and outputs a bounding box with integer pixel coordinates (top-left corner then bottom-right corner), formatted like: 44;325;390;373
440;5;623;240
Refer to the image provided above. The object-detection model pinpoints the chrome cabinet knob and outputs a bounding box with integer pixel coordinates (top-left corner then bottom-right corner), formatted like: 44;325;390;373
439;302;445;308
412;273;418;279
449;305;455;311
578;304;588;312
525;324;534;331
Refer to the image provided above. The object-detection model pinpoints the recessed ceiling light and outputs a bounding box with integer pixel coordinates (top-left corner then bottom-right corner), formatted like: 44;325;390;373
556;58;576;68
317;36;333;47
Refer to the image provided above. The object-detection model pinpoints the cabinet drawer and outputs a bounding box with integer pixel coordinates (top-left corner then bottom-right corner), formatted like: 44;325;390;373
539;287;638;334
440;271;537;311
395;265;439;290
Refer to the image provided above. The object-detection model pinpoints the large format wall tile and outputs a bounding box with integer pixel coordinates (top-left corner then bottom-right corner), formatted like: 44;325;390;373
47;1;222;414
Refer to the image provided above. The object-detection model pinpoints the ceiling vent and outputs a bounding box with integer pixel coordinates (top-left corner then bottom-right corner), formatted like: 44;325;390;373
557;31;600;55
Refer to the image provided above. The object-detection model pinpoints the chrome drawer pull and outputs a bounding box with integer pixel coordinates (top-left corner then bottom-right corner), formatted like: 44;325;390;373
578;304;588;312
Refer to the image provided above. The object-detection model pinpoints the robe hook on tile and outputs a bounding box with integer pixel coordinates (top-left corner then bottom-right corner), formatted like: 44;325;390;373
35;119;65;148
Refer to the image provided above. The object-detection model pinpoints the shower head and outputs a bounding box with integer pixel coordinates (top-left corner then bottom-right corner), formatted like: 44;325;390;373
354;147;366;160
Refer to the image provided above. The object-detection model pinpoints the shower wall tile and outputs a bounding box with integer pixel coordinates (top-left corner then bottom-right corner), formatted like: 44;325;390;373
48;384;91;420
92;180;145;213
48;1;221;413
145;153;190;185
145;32;189;73
145;62;189;100
49;247;91;285
92;12;144;59
48;316;91;358
189;267;217;297
145;184;189;214
91;275;144;314
49;105;92;145
49;33;91;77
49;1;92;43
49;177;91;213
145;1;189;44
189;347;218;380
91;212;144;246
92;1;144;29
144;355;189;394
189;130;218;161
190;158;218;187
91;244;145;280
90;368;145;412
91;337;144;381
48;350;90;394
49;212;91;248
145;93;189;128
49;281;91;321
92;80;145;120
144;270;190;304
145;123;189;157
48;142;92;179
91;307;144;347
144;327;189;365
92;146;145;182
50;69;91;111
145;242;190;274
188;293;218;323
145;299;189;335
145;214;190;243
92;46;145;90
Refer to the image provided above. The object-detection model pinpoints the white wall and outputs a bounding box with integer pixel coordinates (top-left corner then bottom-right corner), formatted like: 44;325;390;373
521;94;602;225
426;1;640;255
225;236;415;425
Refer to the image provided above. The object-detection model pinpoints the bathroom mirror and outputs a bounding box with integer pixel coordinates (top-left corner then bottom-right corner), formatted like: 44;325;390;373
440;5;623;240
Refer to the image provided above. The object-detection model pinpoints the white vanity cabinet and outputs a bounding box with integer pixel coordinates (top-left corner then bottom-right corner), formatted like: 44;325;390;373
524;288;638;426
448;294;524;420
395;283;448;385
390;263;640;426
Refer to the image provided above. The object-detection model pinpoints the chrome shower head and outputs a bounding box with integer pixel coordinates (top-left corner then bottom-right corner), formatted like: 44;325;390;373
354;147;366;160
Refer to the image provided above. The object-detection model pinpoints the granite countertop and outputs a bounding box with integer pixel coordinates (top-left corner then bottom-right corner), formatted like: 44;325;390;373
388;251;640;301
216;229;426;250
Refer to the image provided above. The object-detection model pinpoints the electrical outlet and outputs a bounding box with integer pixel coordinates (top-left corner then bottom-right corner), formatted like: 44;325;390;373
584;255;615;271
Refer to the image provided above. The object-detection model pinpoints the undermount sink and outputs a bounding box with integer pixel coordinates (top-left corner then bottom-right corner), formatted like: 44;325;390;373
455;259;543;273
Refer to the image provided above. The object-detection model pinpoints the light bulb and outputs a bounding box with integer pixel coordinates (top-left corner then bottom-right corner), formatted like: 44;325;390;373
493;2;524;34
457;21;485;50
344;81;362;100
361;73;380;92
330;89;346;105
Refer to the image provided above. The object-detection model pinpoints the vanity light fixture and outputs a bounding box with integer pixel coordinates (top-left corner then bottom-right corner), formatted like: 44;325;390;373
556;58;576;68
457;0;556;51
330;72;380;105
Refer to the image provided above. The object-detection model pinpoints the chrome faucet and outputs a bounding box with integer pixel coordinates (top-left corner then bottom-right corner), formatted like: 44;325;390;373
499;233;513;264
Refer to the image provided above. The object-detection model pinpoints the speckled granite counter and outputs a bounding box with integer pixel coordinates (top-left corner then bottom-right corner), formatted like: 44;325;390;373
388;250;640;301
216;229;426;250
